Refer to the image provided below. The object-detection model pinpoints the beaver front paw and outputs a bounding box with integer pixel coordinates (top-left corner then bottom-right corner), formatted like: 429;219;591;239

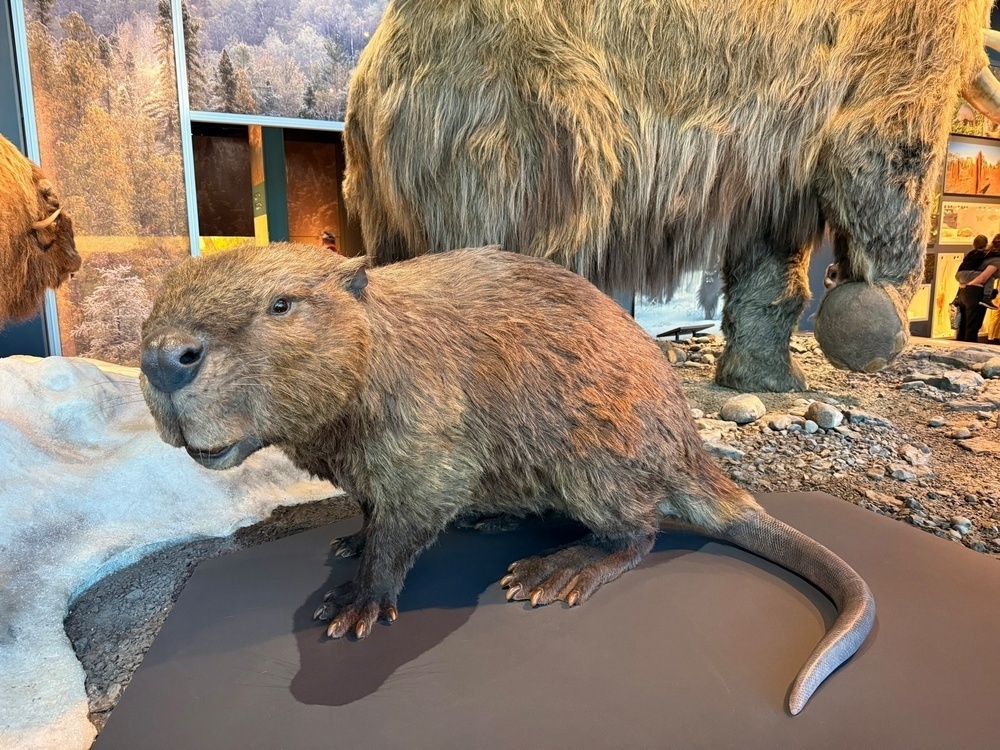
313;582;398;639
330;531;365;558
453;511;525;533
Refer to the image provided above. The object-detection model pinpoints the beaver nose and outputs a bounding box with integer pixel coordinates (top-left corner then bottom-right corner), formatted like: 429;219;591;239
140;331;206;393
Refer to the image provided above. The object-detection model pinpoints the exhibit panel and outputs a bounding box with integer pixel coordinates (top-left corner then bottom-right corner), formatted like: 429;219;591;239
914;95;1000;340
284;129;344;249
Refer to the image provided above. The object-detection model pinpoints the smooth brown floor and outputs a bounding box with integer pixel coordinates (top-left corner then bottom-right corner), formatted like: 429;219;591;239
95;493;1000;750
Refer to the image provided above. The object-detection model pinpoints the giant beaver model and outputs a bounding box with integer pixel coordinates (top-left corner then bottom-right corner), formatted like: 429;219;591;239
0;134;79;326
139;243;875;714
343;0;1000;391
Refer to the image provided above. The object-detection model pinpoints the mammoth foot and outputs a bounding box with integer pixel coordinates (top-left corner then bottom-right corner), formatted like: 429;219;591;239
714;350;808;393
500;532;654;607
814;282;908;373
313;581;398;639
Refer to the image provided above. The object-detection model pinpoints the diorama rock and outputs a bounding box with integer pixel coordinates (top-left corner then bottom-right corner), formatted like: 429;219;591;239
805;402;844;429
982;357;1000;379
720;394;767;424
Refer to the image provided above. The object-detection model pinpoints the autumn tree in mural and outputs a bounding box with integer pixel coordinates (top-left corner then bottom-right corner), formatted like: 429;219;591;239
24;0;191;364
189;0;388;120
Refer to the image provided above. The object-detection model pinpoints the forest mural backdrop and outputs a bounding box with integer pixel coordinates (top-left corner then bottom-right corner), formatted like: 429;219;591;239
186;0;387;120
19;0;387;363
23;0;189;364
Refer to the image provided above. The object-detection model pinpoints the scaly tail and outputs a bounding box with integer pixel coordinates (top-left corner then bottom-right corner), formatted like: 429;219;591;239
719;510;876;715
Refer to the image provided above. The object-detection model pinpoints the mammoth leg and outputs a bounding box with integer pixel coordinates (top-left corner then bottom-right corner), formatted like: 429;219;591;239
715;236;811;392
812;141;928;372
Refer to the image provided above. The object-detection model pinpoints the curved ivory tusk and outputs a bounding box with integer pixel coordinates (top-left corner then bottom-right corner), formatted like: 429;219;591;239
962;66;1000;125
984;28;1000;54
32;205;61;230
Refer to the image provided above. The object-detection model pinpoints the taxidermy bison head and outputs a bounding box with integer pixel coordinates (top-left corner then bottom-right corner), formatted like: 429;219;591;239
0;135;80;326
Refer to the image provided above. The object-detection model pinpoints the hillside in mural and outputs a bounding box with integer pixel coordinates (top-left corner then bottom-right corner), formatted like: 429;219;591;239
185;0;389;121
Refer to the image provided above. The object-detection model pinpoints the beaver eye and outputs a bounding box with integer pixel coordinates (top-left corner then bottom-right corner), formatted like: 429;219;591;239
269;298;293;315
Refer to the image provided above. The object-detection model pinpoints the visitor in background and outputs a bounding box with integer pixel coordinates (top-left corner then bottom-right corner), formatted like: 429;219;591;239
321;230;342;255
985;306;1000;344
955;234;1000;342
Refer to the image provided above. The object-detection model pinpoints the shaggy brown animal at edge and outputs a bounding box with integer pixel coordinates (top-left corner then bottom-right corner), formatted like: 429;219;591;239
0;134;80;325
139;243;875;715
344;0;1000;390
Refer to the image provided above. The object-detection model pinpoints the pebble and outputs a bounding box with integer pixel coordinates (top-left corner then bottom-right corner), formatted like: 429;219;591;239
958;437;1000;455
927;416;946;427
897;444;930;467
803;420;819;434
719;394;766;425
704;442;745;461
949;427;973;440
889;463;917;482
982;356;1000;379
951;516;974;536
690;409;704;420
906;369;985;393
845;409;893;428
834;426;863;440
805;401;844;429
768;414;795;431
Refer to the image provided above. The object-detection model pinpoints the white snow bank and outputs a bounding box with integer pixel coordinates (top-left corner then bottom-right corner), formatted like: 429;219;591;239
0;356;337;750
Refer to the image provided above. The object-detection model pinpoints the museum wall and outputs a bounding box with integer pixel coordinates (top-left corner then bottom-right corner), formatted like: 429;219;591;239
919;79;1000;341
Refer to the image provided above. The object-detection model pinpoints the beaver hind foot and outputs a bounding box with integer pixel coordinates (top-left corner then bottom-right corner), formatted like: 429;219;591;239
500;530;656;607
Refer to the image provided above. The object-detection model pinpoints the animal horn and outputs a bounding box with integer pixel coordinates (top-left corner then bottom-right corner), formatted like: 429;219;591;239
984;28;1000;54
963;31;1000;125
719;510;876;715
32;206;61;230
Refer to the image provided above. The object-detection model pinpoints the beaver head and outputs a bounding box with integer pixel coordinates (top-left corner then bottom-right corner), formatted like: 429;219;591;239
139;243;371;469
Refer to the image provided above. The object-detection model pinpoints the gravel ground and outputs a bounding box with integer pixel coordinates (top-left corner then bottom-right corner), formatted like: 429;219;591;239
65;334;1000;737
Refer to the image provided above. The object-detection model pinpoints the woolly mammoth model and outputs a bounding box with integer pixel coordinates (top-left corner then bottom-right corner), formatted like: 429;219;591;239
344;0;1000;391
0;134;79;327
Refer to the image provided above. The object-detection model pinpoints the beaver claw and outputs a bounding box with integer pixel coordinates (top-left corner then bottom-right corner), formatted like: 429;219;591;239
330;532;365;558
500;546;614;607
314;592;398;639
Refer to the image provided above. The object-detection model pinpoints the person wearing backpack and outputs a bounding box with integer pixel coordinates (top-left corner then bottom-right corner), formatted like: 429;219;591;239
955;234;1000;342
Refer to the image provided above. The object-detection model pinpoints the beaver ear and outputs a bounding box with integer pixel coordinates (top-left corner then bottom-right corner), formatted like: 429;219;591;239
337;256;369;300
346;268;367;299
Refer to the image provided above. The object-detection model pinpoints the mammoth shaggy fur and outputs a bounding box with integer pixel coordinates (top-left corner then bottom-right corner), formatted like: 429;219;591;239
344;0;995;390
0;134;79;326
